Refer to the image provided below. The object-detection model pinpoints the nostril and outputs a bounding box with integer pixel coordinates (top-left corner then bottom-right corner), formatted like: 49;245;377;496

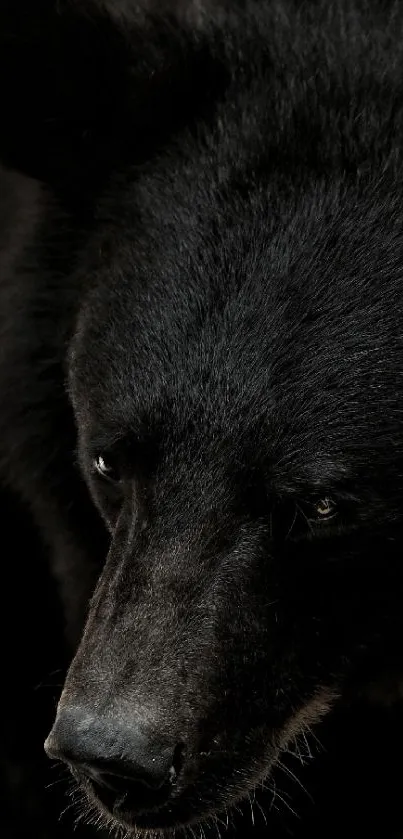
82;767;138;795
80;756;178;791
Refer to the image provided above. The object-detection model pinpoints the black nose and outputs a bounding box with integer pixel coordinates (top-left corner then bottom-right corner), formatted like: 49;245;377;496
45;706;180;809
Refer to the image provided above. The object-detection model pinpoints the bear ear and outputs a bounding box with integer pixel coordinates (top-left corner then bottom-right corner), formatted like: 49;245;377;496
0;0;218;186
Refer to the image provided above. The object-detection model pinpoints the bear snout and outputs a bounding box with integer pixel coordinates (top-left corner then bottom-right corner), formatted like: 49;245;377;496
45;707;182;817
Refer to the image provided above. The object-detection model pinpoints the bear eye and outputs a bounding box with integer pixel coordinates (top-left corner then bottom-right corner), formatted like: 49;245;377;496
314;497;337;520
93;454;120;483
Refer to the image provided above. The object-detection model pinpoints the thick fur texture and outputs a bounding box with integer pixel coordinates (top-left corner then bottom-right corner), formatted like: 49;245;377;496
2;0;403;835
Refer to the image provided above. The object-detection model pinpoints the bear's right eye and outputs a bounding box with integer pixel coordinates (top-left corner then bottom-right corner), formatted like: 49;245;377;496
93;454;120;484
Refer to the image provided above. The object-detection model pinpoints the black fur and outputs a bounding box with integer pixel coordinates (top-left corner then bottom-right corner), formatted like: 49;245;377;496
1;0;403;835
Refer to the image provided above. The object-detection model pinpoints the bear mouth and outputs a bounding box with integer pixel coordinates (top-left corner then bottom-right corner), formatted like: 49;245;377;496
75;769;183;831
84;776;225;833
88;776;175;823
76;747;274;834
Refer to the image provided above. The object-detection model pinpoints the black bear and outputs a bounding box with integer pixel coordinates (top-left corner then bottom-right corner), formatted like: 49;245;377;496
1;0;403;836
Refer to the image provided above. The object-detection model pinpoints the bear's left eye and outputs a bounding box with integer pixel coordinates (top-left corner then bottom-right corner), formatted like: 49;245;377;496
93;454;120;484
313;497;337;521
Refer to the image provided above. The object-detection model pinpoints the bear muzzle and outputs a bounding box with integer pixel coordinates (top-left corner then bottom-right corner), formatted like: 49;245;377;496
45;706;182;818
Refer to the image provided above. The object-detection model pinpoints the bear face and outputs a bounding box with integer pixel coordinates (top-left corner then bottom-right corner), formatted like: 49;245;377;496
46;168;403;832
1;0;403;835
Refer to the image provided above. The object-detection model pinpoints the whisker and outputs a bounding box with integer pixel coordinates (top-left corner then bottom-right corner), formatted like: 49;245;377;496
276;759;313;801
285;504;299;541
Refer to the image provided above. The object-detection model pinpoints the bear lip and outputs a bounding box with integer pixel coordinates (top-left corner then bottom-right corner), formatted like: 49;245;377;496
82;771;178;827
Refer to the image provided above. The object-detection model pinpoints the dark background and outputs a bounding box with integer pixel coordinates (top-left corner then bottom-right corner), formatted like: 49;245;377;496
3;484;403;839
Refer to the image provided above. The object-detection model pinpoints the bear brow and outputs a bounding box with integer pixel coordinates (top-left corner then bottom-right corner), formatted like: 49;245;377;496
86;427;160;470
85;430;127;460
